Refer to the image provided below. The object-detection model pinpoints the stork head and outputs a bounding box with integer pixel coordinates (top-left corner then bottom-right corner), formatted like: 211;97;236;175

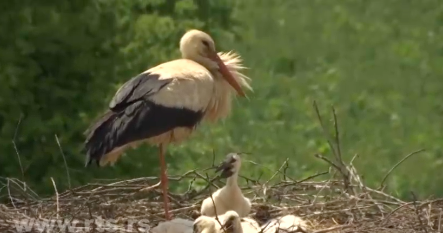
180;29;246;97
215;153;242;178
221;211;243;233
193;215;217;233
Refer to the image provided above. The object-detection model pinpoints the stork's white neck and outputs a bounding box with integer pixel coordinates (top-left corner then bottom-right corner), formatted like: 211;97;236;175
226;170;239;187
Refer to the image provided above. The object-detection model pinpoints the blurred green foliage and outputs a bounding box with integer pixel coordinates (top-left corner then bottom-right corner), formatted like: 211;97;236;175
1;0;442;200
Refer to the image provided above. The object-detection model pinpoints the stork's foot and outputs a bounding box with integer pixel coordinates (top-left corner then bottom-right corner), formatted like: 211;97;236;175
140;181;161;192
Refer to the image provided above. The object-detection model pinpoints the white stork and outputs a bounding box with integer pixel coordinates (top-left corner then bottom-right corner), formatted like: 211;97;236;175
83;29;252;220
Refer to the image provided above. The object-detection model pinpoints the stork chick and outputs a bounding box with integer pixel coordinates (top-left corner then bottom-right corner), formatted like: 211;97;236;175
221;211;245;233
201;153;251;218
194;211;244;233
193;215;218;233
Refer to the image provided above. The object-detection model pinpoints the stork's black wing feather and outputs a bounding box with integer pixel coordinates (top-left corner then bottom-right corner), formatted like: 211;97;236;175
84;71;205;167
109;72;171;112
84;100;204;166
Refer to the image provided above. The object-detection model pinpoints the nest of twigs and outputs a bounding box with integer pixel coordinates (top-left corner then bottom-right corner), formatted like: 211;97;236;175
1;158;442;233
1;103;441;232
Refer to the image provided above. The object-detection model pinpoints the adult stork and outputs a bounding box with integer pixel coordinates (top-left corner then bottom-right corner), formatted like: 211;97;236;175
83;29;252;220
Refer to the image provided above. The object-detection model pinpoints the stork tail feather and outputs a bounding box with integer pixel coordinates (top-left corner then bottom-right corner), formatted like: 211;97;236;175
84;110;121;167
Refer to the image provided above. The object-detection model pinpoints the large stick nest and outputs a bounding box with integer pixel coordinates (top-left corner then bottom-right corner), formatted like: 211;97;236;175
1;103;441;232
1;159;442;233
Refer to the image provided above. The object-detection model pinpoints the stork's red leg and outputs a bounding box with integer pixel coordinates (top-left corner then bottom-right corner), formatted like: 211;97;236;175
159;144;171;220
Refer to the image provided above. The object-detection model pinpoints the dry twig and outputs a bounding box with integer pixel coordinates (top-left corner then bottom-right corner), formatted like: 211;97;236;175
50;177;60;219
411;191;428;233
55;134;72;190
379;149;425;190
312;101;352;194
12;115;25;190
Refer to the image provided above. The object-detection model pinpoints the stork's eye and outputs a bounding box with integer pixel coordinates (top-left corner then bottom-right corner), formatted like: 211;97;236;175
202;40;210;47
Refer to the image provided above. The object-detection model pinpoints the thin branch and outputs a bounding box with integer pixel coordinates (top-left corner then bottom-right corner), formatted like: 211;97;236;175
312;101;338;159
6;178;16;209
331;106;343;164
297;170;329;183
264;158;289;186
55;134;72;189
12;115;25;189
312;170;337;205
50;177;60;219
313;101;352;194
212;149;216;167
379;149;425;190
349;154;359;165
314;154;341;172
245;159;296;182
382;202;413;224
411;191;428;233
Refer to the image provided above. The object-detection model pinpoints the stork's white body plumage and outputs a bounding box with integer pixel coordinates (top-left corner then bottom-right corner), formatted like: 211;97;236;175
84;29;252;220
104;52;252;162
92;53;251;166
194;211;245;233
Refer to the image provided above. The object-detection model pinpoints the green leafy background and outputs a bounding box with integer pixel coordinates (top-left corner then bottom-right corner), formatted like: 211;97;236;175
1;0;442;200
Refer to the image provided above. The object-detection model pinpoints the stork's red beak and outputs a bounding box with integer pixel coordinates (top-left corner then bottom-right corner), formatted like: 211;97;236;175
210;52;246;97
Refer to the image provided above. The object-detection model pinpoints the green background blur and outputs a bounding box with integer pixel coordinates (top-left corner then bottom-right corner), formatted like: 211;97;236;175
1;0;442;200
